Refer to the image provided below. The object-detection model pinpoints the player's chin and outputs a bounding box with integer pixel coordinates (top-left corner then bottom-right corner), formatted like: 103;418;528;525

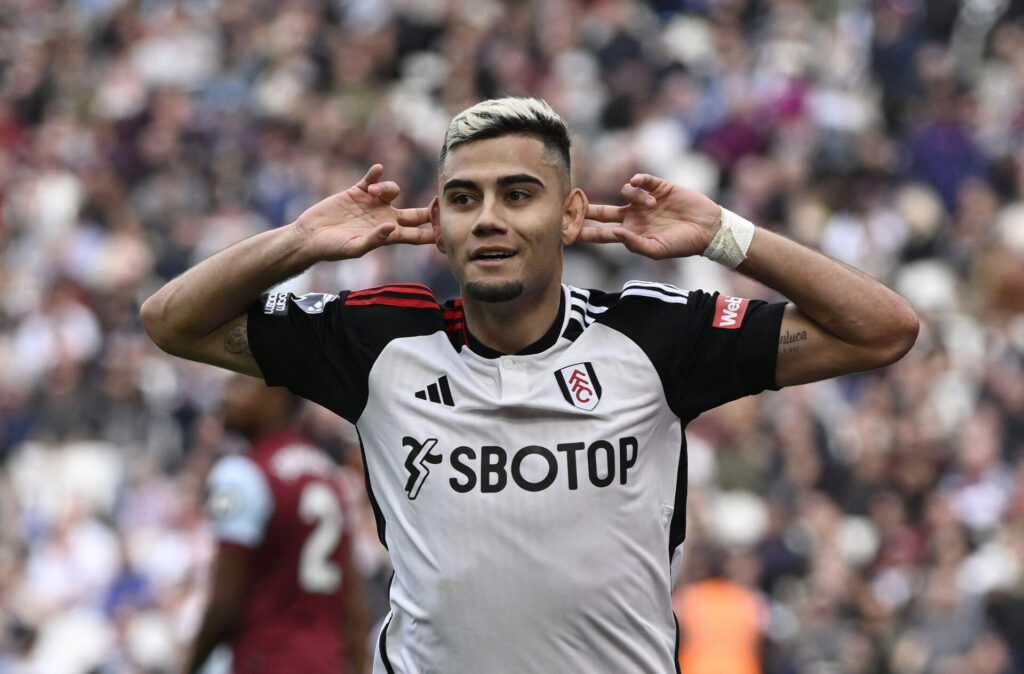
465;280;524;302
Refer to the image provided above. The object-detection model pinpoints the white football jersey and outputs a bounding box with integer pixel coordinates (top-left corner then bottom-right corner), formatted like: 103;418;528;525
249;282;784;673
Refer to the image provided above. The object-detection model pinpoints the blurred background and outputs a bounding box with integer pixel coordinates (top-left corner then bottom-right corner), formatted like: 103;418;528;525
1;0;1023;672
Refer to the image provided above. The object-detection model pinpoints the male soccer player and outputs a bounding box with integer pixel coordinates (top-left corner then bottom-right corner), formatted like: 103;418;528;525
144;97;918;673
183;375;367;674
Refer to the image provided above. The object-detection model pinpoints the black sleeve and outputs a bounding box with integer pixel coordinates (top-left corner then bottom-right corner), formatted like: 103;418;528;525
600;288;785;423
246;289;444;422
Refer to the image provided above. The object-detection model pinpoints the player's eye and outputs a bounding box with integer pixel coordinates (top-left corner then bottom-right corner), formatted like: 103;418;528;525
449;193;476;207
506;189;531;202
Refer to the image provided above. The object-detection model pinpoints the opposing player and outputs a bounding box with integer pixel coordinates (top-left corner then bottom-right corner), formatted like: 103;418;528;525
144;97;918;672
183;375;367;674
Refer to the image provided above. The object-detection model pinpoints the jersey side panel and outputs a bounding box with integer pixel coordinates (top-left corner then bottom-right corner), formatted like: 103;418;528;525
590;283;785;558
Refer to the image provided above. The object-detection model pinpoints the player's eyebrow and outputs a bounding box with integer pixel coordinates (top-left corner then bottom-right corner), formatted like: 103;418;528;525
496;173;545;189
442;178;479;193
442;174;546;193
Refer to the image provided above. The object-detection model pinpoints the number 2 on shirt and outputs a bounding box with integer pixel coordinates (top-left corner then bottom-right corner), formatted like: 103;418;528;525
298;482;344;593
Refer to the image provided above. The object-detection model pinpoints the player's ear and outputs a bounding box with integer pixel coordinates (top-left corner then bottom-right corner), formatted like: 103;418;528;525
561;188;587;245
429;197;445;253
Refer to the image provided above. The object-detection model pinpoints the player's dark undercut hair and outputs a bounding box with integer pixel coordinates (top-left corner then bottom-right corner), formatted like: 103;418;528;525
439;97;571;184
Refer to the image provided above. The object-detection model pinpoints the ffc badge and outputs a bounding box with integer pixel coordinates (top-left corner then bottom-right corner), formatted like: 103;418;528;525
555;362;602;411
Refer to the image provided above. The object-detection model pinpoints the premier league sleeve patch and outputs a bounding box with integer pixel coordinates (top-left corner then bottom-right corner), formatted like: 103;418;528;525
294;293;338;314
554;362;602;411
262;292;338;316
207;484;242;521
205;456;273;546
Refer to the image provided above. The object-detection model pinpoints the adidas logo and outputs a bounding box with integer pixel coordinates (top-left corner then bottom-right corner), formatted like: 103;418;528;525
414;375;454;407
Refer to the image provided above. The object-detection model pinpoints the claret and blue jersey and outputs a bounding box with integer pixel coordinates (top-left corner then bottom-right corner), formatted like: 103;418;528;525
205;430;353;673
247;281;784;674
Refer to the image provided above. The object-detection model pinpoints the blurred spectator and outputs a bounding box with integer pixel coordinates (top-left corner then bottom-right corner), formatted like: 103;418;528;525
673;546;767;674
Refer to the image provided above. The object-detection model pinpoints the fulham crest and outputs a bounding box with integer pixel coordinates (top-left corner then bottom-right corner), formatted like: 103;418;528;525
555;362;602;411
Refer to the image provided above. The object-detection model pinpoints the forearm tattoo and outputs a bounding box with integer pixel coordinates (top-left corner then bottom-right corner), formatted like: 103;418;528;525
779;329;808;354
225;324;252;357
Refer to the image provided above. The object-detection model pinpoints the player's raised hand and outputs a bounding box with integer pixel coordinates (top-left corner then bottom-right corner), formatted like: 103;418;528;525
578;174;723;260
292;164;433;260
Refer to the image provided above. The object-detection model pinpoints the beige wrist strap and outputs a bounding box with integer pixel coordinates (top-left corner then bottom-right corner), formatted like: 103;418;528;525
702;208;755;268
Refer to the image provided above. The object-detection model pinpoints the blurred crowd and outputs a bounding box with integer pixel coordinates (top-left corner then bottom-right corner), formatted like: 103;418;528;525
1;0;1023;671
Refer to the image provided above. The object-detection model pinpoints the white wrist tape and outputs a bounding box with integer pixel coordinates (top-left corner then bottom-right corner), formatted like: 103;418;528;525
702;208;755;268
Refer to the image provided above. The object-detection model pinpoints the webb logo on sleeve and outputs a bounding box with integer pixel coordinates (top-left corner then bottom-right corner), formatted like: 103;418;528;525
712;295;749;329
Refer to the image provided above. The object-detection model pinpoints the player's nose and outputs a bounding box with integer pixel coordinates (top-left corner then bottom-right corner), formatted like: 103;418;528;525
471;195;508;236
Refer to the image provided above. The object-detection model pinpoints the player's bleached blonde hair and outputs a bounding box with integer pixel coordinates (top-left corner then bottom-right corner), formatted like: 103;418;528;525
439;97;571;181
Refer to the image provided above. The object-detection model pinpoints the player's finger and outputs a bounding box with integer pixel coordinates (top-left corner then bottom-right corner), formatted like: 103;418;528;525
357;222;397;252
355;164;385;190
615;228;670;259
395;207;432;227
620;183;657;209
575;224;624;244
368;180;401;204
375;223;432;247
389;226;436;245
613;228;649;256
614;227;644;248
628;173;666;190
585;203;626;223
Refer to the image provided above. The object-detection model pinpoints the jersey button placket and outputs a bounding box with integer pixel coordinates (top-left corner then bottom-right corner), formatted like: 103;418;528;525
498;357;529;398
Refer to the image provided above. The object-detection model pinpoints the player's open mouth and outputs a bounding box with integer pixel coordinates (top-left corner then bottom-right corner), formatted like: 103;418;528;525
471;250;516;262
